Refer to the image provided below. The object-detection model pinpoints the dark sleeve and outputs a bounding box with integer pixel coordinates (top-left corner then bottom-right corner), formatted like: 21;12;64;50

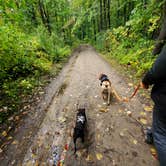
142;44;166;86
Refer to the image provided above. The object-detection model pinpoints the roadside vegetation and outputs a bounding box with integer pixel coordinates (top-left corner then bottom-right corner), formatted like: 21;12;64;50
0;1;71;124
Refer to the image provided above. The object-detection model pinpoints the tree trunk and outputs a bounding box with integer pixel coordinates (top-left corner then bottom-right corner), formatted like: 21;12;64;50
103;0;107;30
14;0;20;8
31;5;38;26
93;19;97;41
38;0;51;34
107;0;111;28
123;3;127;25
153;1;166;55
42;2;51;34
117;0;120;27
100;0;103;31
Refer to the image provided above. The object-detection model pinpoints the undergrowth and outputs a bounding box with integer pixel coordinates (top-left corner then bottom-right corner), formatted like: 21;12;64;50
0;25;71;124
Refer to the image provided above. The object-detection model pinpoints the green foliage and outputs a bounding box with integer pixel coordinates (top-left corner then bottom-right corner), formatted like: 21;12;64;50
0;0;72;124
100;28;156;77
92;0;164;78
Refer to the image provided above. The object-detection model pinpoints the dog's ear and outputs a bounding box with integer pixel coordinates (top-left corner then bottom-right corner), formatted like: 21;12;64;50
99;73;103;80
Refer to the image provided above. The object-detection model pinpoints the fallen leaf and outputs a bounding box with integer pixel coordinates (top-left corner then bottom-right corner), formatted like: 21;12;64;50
140;112;147;117
86;154;93;161
97;134;101;140
31;153;37;158
2;131;7;137
12;140;19;145
76;151;82;157
58;117;66;123
96;153;103;160
22;111;28;115
8;126;12;131
8;116;14;121
144;106;153;112
133;139;137;145
118;109;123;113
35;160;40;166
99;108;108;113
139;118;147;125
150;147;158;160
7;136;13;140
15;116;19;121
11;160;15;165
128;83;133;87
39;91;44;95
150;148;157;155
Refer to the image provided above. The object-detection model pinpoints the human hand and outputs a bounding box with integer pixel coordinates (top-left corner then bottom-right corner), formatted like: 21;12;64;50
140;82;149;89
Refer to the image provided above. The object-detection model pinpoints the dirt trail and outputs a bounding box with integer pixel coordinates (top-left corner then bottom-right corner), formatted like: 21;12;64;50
1;45;158;166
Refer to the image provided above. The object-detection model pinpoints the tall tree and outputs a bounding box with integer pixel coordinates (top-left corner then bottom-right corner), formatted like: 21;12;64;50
153;1;166;55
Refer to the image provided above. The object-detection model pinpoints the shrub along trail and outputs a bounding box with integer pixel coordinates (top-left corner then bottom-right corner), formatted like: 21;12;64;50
0;45;158;165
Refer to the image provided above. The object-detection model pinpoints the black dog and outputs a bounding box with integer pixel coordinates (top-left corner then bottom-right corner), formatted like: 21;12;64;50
73;108;87;154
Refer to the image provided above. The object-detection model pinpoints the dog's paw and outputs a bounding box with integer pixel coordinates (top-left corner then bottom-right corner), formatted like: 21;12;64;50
122;97;129;102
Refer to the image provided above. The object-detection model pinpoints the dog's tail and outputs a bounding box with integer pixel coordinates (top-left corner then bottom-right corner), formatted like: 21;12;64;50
73;137;77;154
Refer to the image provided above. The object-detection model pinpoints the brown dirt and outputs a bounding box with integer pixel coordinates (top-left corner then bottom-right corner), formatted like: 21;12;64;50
0;45;158;166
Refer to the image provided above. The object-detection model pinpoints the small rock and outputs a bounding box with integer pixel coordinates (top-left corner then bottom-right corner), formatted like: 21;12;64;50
119;132;124;137
0;148;3;153
127;111;132;117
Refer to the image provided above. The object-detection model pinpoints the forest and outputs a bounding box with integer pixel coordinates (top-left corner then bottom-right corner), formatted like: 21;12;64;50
0;0;166;124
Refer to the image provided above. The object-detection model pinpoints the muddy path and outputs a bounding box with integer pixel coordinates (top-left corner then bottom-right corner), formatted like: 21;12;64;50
0;45;158;166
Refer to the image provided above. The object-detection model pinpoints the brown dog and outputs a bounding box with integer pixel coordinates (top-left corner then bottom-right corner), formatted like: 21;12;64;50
99;73;122;105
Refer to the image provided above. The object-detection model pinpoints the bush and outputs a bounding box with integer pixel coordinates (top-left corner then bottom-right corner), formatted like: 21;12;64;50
0;25;71;123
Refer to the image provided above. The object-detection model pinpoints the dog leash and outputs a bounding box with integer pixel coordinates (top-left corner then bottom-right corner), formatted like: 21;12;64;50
129;83;141;99
124;83;141;102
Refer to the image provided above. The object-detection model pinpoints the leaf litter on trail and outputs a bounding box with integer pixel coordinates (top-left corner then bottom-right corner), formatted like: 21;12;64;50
128;83;133;87
144;105;153;112
2;131;7;137
133;139;137;145
118;109;123;113
139;118;147;125
99;108;108;113
86;154;94;162
96;153;103;160
7;136;13;140
150;147;158;160
58;117;66;123
140;112;147;117
12;140;19;145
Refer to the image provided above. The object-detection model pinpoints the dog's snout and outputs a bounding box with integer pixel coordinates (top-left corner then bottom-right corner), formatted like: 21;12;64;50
105;85;108;88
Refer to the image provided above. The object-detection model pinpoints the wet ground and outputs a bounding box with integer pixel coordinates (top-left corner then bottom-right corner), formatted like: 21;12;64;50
0;45;158;165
